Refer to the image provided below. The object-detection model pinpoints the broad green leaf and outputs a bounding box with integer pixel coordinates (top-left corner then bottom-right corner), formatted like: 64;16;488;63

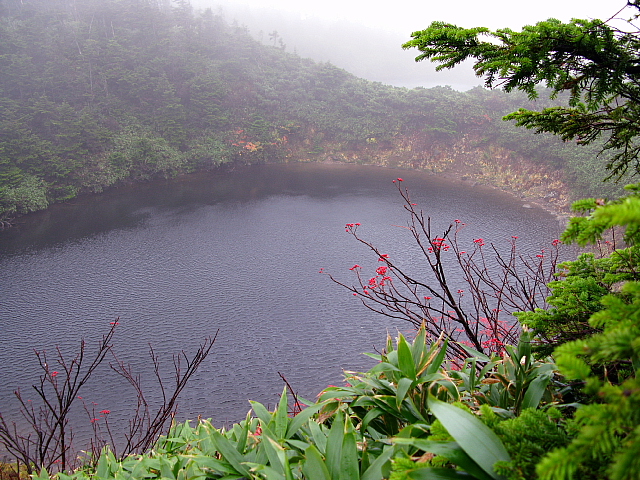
400;394;429;423
246;463;285;480
341;428;360;480
412;325;427;367
158;456;176;479
283;452;295;480
250;400;274;425
386;333;395;353
286;401;327;439
466;357;477;391
398;334;417;379
361;407;387;431
458;343;492;363
521;372;552;410
191;456;238;475
392;439;493;480
436;379;460;401
34;468;49;480
403;466;476;479
363;352;383;362
387;350;399;367
318;388;358;401
427;396;510;480
368;362;403;376
425;339;449;375
209;429;252;477
235;411;252;452
325;410;345;480
516;330;532;363
285;438;311;451
396;377;414;408
96;449;114;478
352;396;379;408
479;359;501;379
130;457;158;478
361;445;395;480
261;436;285;474
275;386;289;439
302;444;332;480
309;418;328;455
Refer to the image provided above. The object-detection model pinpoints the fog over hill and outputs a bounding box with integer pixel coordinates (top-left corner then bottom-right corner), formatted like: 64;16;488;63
192;1;481;90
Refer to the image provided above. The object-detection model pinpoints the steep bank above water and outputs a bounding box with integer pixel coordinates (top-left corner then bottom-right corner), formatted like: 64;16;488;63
1;131;573;229
270;130;573;218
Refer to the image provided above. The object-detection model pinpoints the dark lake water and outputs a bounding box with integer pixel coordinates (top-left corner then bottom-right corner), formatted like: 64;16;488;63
0;163;567;447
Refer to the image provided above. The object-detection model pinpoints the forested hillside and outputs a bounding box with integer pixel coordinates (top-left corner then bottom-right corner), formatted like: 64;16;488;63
0;0;623;222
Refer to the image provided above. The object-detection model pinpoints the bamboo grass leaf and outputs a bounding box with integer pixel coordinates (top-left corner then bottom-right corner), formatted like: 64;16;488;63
261;436;285;474
235;411;252;453
250;400;273;425
341;428;360;480
309;419;328;455
209;429;252;477
361;445;395;480
412;325;427;368
302;445;331;480
458;344;492;363
521;372;552;410
402;466;478;479
191;456;238;475
246;463;285;480
396;377;414;408
286;401;327;439
392;438;494;480
398;334;417;379
325;410;345;480
427;396;510;480
425;338;449;375
361;407;387;431
275;386;289;439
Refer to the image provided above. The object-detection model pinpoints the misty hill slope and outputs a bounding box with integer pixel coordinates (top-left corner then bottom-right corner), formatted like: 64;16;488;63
0;0;621;221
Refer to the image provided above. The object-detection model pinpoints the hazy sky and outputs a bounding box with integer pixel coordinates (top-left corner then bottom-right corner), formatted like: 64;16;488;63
209;0;623;34
193;0;630;89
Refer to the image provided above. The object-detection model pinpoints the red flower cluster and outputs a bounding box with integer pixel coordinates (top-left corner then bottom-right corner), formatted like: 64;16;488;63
378;254;389;261
376;266;387;275
473;238;485;247
428;237;450;252
482;338;505;348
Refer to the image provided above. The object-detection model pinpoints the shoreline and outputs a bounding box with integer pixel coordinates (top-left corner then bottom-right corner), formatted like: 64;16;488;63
1;158;574;230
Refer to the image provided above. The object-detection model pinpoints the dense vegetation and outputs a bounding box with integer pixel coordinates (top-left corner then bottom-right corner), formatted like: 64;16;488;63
0;0;626;223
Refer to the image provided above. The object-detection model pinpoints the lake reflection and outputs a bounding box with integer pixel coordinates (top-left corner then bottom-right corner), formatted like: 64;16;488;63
0;163;566;435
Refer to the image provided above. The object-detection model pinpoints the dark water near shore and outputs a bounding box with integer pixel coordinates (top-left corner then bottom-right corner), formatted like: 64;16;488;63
0;163;566;447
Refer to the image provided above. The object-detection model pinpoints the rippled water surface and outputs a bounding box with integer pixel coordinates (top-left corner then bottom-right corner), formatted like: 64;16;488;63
0;163;566;440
